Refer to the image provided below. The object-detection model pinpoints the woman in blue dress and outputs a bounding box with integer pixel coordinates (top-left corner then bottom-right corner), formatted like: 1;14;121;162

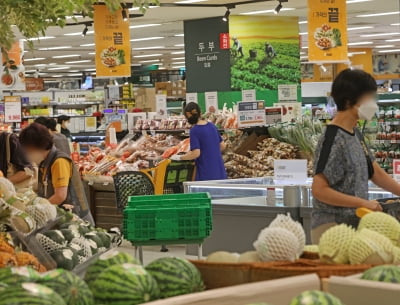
171;102;227;181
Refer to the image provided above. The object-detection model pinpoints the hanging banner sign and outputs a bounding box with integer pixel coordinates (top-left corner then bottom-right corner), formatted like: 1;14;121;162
308;0;348;63
237;101;266;128
4;96;22;123
94;4;131;77
0;40;25;91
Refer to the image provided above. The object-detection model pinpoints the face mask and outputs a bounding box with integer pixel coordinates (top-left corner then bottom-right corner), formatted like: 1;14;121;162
28;152;44;165
358;100;378;121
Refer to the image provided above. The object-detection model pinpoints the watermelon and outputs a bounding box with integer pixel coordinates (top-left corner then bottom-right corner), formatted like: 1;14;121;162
145;257;205;298
84;250;138;288
37;269;94;305
91;263;160;305
96;232;111;248
0;282;66;305
0;267;39;285
60;229;79;243
41;230;66;245
361;265;400;283
50;248;78;271
289;290;344;305
85;233;104;248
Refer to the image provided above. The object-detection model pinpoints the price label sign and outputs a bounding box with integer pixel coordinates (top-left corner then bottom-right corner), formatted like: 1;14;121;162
156;94;167;116
237;101;266;128
4;96;22;123
274;159;307;184
242;89;256;102
278;84;298;102
186;92;198;104
393;159;400;182
205;91;218;113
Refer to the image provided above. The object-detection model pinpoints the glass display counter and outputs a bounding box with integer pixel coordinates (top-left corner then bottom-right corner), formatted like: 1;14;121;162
184;178;394;256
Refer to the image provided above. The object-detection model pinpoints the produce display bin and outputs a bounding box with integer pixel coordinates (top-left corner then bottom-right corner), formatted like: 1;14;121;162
123;193;212;245
327;274;400;305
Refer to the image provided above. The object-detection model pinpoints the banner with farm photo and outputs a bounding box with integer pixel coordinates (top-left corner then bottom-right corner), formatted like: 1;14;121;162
229;16;300;91
1;40;25;91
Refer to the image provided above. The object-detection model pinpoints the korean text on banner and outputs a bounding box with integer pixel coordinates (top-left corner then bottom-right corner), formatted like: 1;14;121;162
308;0;348;63
0;40;25;91
94;5;131;77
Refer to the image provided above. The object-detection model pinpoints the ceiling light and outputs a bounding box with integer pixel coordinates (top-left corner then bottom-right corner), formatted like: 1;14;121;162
173;61;185;64
48;63;57;65
299;32;307;35
47;67;71;71
65;60;92;64
175;0;207;3
174;44;185;47
347;41;373;46
82;25;89;37
130;37;164;42
130;24;161;29
386;38;400;42
319;65;327;73
361;32;400;37
300;56;308;60
23;36;55;41
348;51;366;56
34;64;47;67
357;11;400;18
25;70;37;73
375;45;395;48
68;73;83;76
52;54;81;59
222;9;230;22
38;46;72;51
346;0;372;3
348;26;373;31
378;49;400;53
132;46;165;50
64;31;94;36
171;51;185;54
88;52;96;55
139;59;160;63
84;68;96;71
50;75;64;78
80;43;95;47
133;54;162;58
392;23;400;26
69;70;79;73
24;58;45;62
172;57;185;60
172;65;185;69
175;34;184;37
274;1;283;14
241;8;295;15
302;46;309;49
299;20;308;24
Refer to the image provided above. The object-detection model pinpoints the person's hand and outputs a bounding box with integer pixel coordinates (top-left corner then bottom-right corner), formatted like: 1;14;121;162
363;200;383;212
170;155;181;161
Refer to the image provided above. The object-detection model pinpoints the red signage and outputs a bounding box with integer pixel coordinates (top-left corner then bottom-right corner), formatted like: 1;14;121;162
219;33;230;50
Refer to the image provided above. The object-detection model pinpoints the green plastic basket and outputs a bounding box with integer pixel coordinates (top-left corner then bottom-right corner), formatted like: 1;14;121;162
123;193;212;244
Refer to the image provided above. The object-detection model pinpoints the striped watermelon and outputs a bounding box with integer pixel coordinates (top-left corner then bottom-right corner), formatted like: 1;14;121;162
0;282;66;305
289;290;344;305
145;257;205;298
37;269;94;305
84;250;138;288
0;267;40;286
91;263;160;305
361;265;400;283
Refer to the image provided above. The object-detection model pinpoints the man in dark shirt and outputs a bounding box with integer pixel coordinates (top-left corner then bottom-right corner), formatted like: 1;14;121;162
0;132;31;184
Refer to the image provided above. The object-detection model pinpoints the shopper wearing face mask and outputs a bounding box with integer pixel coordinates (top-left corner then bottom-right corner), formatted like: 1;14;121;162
170;102;227;181
57;115;72;140
19;123;94;224
311;69;400;243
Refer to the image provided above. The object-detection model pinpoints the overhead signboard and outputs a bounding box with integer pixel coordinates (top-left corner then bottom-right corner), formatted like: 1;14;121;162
0;40;25;91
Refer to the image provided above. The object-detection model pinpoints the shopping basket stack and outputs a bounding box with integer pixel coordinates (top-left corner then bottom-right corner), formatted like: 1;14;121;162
123;193;212;261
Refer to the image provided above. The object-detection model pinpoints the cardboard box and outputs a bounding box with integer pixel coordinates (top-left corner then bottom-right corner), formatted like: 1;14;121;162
327;274;400;305
145;274;320;305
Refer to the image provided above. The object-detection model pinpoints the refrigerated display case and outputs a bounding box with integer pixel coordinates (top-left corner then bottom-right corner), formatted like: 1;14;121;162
184;177;395;256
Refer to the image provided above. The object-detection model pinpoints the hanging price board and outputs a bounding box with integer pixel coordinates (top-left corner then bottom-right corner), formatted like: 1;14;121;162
4;96;21;123
237;101;266;128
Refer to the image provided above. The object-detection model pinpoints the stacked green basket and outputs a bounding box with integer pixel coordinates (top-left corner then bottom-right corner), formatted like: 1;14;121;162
123;193;212;245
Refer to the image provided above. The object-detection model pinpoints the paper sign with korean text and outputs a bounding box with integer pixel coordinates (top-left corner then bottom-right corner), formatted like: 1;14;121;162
278;84;298;102
0;40;25;90
94;4;131;77
242;89;256;102
156;95;167;116
308;0;348;63
186;92;198;104
4;96;22;123
274;159;308;184
237;101;266;128
394;160;400;182
205;91;218;113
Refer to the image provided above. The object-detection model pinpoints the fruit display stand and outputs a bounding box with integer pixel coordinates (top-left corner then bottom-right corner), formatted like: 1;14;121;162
327;274;400;305
144;274;320;305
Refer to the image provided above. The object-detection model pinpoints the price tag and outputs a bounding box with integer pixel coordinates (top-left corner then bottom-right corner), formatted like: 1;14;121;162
205;91;218;112
274;160;307;184
237;101;266;128
278;84;298;102
394;159;400;182
241;89;256;102
156;94;167;116
186;92;198;104
4;96;22;123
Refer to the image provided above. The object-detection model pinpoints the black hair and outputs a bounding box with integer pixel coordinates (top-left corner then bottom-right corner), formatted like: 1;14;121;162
57;115;71;124
19;123;53;150
184;102;201;125
34;117;57;131
331;69;377;111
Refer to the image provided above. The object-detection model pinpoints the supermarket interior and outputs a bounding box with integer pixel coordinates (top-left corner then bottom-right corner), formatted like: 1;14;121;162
1;0;400;304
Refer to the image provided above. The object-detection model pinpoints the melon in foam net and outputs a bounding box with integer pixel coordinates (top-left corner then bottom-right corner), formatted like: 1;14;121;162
358;212;400;247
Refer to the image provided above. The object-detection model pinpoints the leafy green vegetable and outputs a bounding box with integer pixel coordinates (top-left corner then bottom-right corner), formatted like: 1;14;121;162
332;28;342;47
